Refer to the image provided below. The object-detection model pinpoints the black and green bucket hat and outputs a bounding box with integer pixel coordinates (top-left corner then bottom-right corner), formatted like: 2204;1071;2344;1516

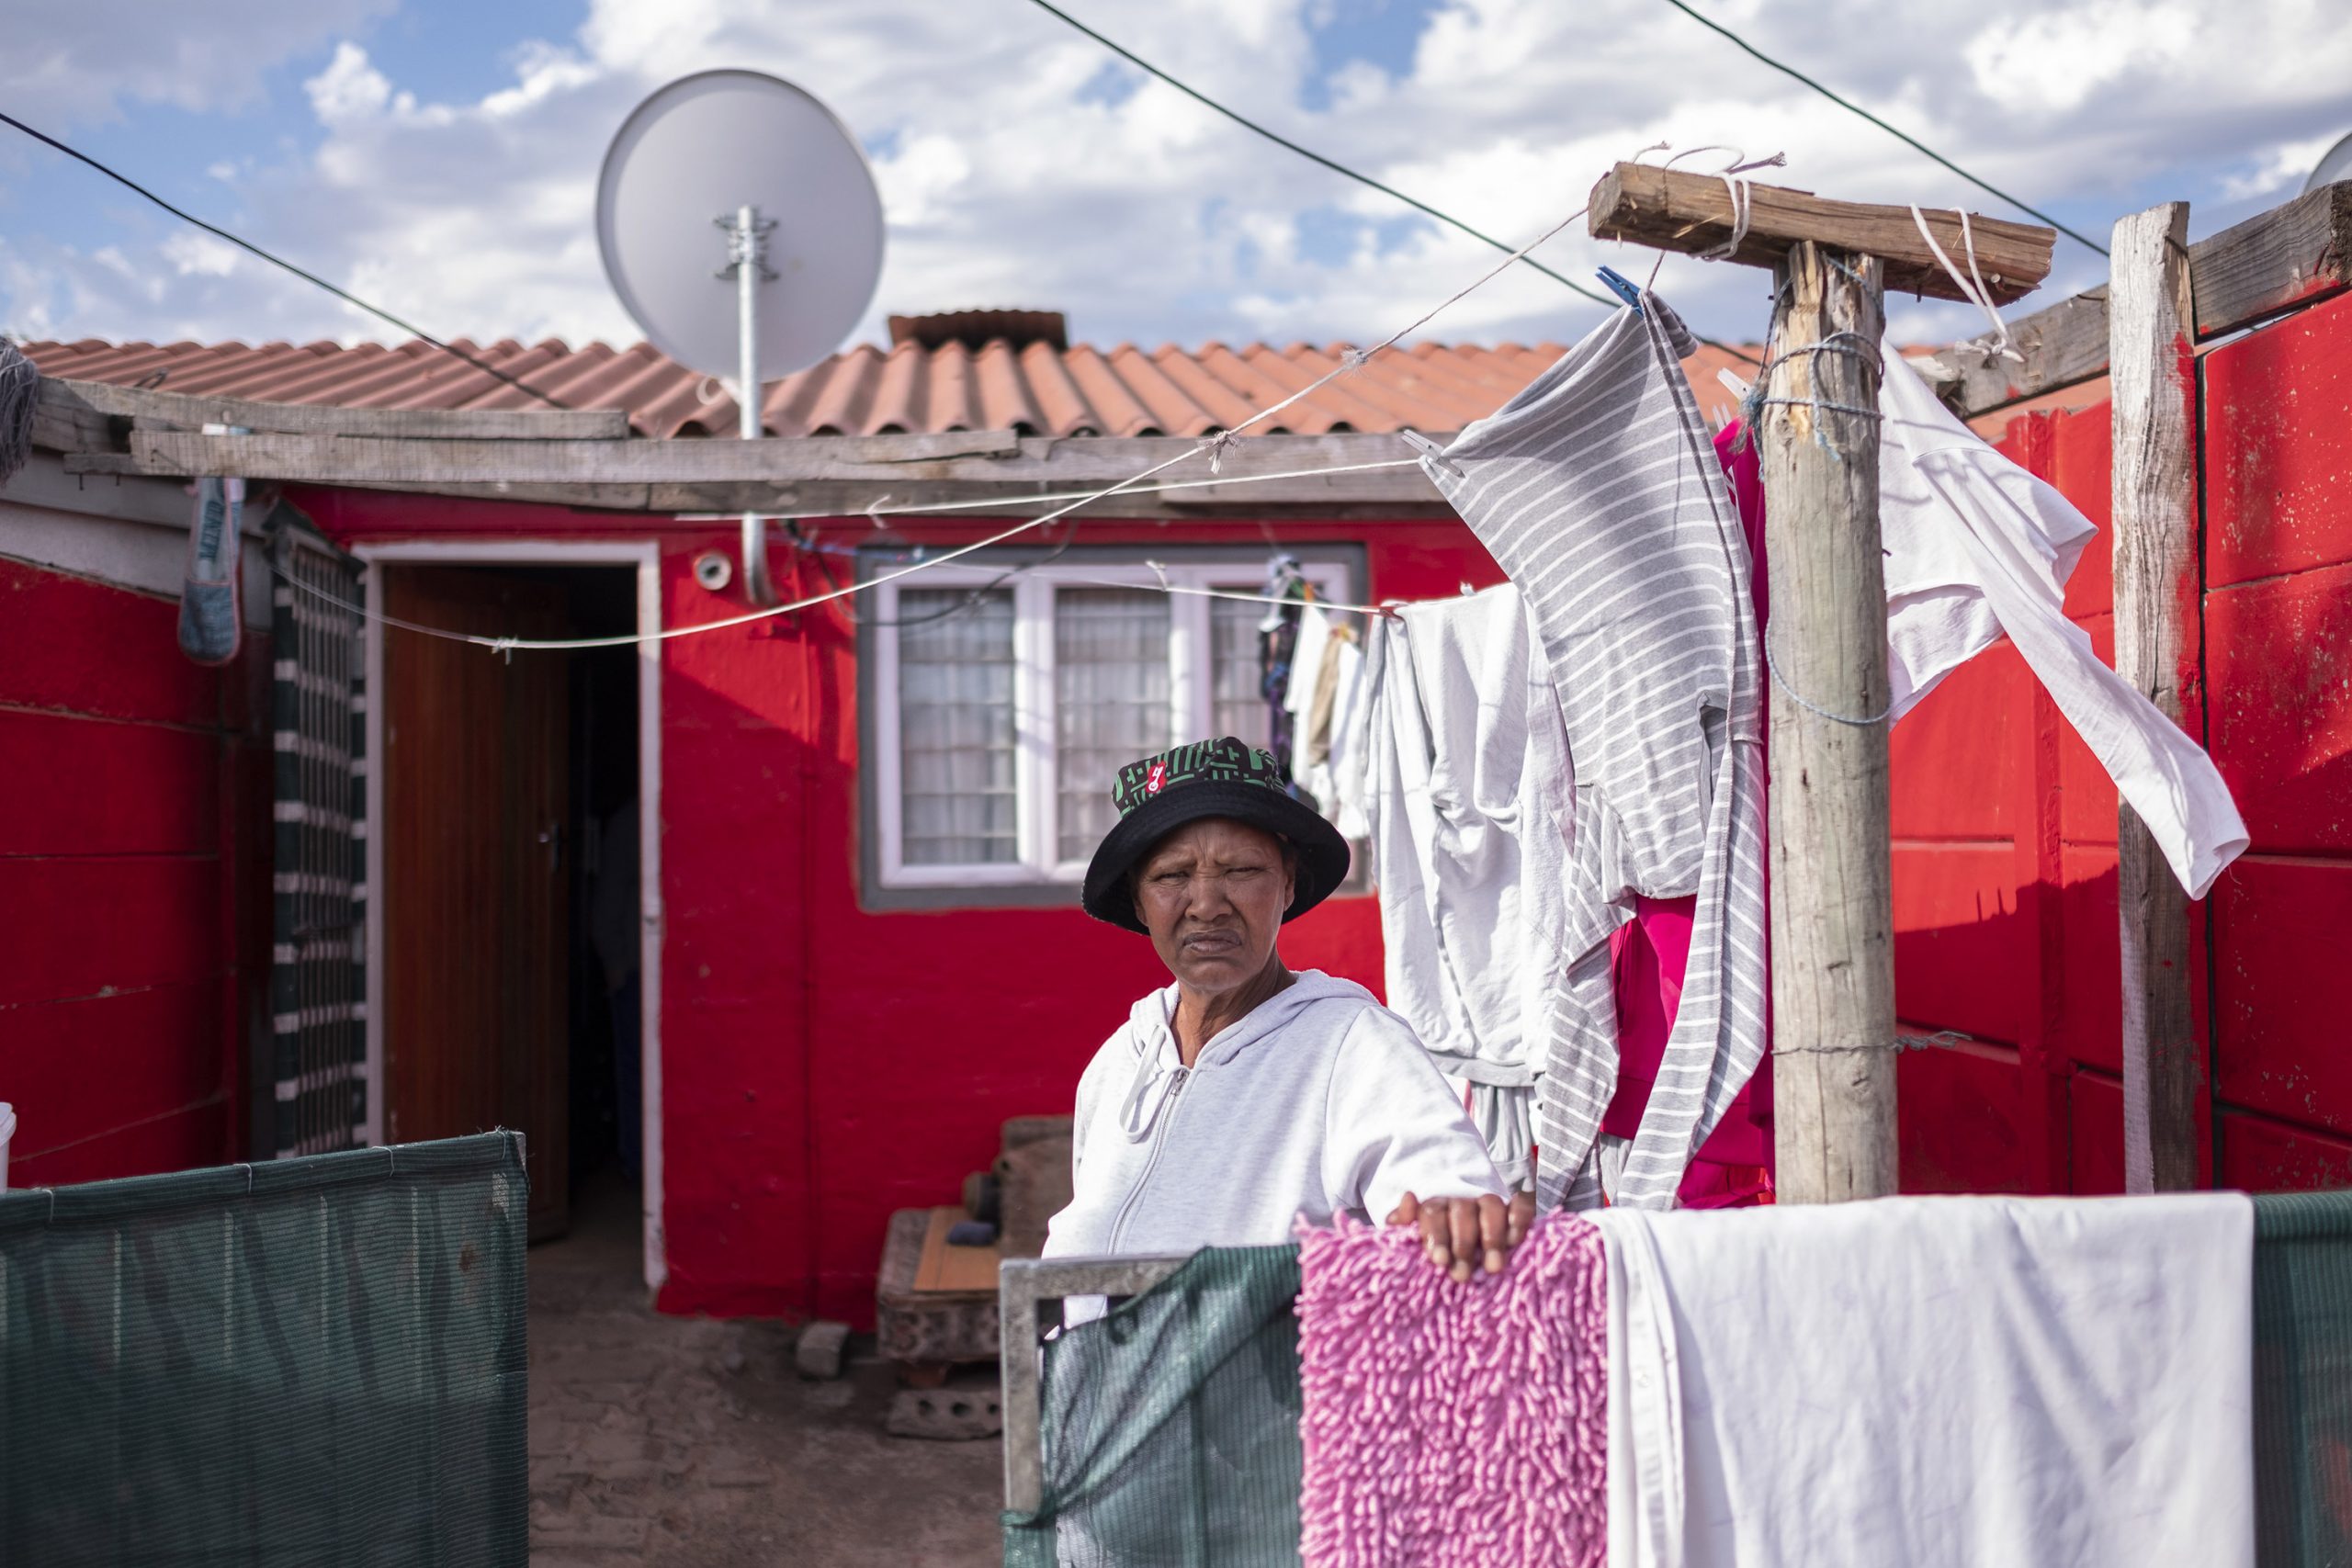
1080;736;1352;933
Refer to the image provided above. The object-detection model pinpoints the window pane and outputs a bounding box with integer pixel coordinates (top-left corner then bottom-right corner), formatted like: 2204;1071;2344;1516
1057;589;1171;862
898;589;1019;865
1210;596;1272;754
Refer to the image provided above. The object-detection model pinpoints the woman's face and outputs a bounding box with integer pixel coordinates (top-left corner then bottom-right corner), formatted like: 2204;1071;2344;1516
1132;818;1295;997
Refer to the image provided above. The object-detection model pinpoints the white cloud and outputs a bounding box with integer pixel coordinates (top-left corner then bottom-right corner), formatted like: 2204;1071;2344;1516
162;232;240;277
7;0;2352;362
1;0;393;127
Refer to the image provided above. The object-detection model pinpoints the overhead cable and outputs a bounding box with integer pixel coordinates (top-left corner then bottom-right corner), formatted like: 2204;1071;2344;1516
276;197;1601;651
1019;0;1765;367
0;108;581;408
1657;0;2110;257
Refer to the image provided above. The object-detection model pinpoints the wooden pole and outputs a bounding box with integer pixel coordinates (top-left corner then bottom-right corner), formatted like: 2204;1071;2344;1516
2109;201;2201;1193
1760;243;1900;1203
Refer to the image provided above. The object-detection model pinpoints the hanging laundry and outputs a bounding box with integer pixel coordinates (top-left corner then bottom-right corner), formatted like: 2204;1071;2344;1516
1360;584;1574;1190
1599;423;1779;1208
1595;1194;2256;1568
1260;557;1306;783
1876;348;2246;897
1286;602;1365;825
178;466;244;666
1297;1213;1608;1568
1420;291;1767;1212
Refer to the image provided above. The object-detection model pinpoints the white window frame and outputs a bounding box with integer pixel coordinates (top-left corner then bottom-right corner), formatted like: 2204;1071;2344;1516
871;559;1350;890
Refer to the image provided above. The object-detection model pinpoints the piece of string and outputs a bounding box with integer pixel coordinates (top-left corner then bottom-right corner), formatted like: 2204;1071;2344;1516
1124;562;1389;618
268;195;1598;654
1910;204;2021;363
1761;627;1895;727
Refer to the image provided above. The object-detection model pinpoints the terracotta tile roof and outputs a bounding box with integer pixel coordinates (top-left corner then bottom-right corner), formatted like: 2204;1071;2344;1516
20;332;1770;441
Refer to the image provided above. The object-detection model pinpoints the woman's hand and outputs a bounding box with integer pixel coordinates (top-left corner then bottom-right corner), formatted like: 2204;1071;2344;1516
1386;1189;1538;1282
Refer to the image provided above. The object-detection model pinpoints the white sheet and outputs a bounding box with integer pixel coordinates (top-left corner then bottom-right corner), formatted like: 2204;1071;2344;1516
1878;347;2247;897
1597;1194;2256;1568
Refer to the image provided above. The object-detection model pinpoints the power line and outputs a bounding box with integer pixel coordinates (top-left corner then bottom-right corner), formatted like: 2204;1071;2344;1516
0;108;580;408
1657;0;2110;257
1020;0;1765;367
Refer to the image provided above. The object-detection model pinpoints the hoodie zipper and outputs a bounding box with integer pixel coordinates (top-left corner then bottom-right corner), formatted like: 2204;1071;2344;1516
1105;1065;1189;1254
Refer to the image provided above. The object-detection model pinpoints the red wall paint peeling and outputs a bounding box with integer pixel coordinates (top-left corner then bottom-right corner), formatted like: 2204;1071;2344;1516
0;558;267;1187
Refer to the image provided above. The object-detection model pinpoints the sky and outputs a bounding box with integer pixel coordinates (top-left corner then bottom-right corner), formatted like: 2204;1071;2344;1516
5;0;2350;363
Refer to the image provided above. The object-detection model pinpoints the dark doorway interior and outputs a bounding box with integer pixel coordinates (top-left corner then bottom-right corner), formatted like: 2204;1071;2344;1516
380;563;639;1247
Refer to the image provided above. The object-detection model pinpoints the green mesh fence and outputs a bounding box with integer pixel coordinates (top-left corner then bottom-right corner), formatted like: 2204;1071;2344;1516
1003;1244;1305;1568
0;1133;530;1568
2255;1190;2352;1568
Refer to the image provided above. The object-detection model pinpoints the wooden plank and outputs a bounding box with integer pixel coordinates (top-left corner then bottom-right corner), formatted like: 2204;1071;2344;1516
1589;161;2053;304
1926;181;2352;417
70;427;1450;512
43;375;632;440
117;426;1026;483
1764;243;1900;1204
2107;201;2200;1195
1914;288;2113;423
2188;178;2352;339
911;1206;1002;1295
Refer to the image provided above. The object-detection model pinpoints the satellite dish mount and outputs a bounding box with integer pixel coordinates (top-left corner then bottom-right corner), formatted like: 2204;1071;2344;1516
596;71;887;607
719;205;781;600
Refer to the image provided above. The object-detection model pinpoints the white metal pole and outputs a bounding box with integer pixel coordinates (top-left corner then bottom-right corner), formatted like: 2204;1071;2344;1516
735;203;776;606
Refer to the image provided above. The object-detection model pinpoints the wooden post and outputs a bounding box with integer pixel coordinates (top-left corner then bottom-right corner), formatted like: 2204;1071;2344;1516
2109;201;2201;1193
1585;164;2051;1203
1758;244;1900;1203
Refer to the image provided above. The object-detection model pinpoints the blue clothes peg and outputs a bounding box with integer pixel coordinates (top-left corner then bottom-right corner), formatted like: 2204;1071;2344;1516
1596;266;1645;315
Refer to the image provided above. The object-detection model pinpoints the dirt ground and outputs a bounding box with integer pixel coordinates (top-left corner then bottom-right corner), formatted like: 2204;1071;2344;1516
528;1178;1003;1567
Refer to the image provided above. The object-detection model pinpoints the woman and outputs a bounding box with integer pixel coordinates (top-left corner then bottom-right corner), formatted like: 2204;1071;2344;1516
1045;736;1534;1287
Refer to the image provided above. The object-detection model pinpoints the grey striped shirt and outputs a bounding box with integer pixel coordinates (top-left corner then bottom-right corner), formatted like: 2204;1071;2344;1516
1423;293;1768;1210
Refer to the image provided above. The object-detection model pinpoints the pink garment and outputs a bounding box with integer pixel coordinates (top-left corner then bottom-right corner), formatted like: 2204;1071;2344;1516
1297;1213;1608;1568
1598;424;1776;1206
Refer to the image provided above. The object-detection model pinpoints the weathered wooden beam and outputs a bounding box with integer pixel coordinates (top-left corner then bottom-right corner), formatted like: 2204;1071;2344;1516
40;375;633;440
2109;201;2202;1195
104;425;1026;483
61;428;1447;512
1589;162;2053;303
1765;243;1900;1205
1923;180;2352;417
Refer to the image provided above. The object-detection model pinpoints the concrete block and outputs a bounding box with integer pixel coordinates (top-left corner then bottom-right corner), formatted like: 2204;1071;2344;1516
886;1375;1003;1441
796;1318;852;1380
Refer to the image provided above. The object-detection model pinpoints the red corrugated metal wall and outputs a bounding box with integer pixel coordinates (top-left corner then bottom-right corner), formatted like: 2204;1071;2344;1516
1891;287;2352;1196
0;558;268;1185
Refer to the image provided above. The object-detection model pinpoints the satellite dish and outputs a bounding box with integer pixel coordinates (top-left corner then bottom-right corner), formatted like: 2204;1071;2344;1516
595;70;887;605
2305;130;2352;196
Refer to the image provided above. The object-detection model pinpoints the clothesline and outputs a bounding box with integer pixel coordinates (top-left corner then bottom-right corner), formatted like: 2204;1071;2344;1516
267;187;1600;653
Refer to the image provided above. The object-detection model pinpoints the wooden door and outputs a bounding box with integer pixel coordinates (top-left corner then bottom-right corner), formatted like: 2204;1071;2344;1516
383;566;572;1240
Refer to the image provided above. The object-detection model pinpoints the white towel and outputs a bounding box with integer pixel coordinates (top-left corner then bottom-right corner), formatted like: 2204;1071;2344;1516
1597;1194;2256;1568
1362;584;1574;1188
1878;346;2246;897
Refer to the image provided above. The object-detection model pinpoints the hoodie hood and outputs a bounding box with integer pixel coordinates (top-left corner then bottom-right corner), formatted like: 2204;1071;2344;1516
1116;969;1374;1141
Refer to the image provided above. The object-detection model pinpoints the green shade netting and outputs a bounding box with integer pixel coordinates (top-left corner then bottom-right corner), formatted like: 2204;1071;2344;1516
0;1133;529;1568
2256;1189;2352;1568
1003;1244;1305;1568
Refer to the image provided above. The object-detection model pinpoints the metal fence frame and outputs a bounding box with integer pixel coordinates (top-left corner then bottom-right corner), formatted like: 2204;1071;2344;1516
999;1254;1189;1514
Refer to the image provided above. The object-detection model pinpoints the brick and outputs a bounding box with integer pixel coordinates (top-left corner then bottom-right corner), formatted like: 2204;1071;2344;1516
796;1319;851;1380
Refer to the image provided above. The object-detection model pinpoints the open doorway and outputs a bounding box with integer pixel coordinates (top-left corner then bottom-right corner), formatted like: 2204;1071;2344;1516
374;559;645;1251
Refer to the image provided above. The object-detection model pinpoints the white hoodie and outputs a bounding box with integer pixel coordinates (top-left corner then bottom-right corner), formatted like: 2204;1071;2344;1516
1043;969;1508;1267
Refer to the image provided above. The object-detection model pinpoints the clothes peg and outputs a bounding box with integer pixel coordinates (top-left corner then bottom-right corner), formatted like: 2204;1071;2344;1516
1717;367;1754;400
1596;266;1645;314
1399;428;1462;479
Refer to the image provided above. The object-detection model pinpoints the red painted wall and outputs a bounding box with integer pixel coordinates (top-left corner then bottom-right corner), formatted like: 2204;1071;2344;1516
296;490;1498;1323
294;285;2352;1318
0;557;268;1186
1889;287;2352;1196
